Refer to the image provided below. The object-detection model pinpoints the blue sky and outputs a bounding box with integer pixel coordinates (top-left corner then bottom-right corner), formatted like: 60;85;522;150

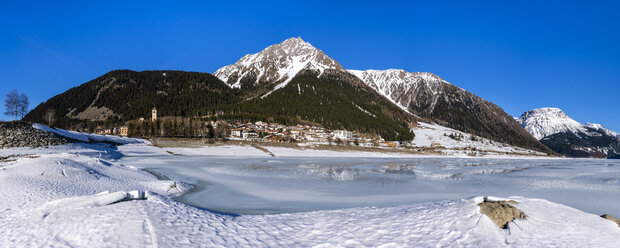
1;1;619;130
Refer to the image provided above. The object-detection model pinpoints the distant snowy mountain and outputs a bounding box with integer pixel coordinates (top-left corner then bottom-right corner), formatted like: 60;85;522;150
215;37;344;90
518;107;620;158
517;108;585;140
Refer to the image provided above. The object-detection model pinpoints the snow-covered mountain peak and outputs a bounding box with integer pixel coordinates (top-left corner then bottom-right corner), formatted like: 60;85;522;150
215;37;344;89
518;107;584;140
519;107;620;158
348;69;451;111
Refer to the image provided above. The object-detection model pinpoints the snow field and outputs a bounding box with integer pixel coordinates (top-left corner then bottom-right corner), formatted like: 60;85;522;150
2;148;619;248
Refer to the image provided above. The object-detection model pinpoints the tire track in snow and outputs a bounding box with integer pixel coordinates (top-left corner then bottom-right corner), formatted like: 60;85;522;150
139;202;159;248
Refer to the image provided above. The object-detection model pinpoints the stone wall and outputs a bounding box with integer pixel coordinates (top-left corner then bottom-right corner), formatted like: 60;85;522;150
0;122;70;148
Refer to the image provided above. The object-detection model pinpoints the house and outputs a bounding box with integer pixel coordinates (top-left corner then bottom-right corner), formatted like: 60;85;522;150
119;126;129;136
94;126;105;135
333;130;353;140
243;131;258;139
231;128;243;138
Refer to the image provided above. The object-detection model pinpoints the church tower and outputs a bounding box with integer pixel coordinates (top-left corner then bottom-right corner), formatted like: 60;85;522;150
152;107;157;122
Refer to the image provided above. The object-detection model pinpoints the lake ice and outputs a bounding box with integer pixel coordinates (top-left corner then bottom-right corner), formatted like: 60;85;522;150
120;155;620;216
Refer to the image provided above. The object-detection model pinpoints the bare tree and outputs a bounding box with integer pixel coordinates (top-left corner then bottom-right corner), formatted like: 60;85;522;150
4;90;19;121
4;90;29;121
44;108;56;126
18;93;29;119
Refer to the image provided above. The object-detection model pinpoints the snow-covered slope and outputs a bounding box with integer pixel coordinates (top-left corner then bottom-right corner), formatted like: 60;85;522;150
33;123;147;144
412;122;546;156
215;37;344;89
518;107;620;158
517;108;586;140
1;144;619;246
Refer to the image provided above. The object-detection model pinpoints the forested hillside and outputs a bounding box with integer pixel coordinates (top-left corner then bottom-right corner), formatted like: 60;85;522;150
230;70;415;141
24;69;416;141
24;70;238;128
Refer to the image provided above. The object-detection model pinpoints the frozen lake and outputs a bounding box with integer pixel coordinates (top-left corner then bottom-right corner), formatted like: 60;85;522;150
120;155;620;216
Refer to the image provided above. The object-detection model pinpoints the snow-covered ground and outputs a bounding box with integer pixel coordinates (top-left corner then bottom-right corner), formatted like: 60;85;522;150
411;122;547;156
33;124;147;144
1;127;619;247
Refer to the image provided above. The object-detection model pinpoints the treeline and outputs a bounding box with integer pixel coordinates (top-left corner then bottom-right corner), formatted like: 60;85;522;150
127;117;229;138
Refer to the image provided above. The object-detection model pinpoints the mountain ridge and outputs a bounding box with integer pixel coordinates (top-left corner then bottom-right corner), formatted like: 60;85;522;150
348;68;548;153
25;37;551;152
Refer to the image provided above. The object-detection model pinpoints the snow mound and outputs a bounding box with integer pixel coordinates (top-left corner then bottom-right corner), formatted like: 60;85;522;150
39;191;148;218
33;123;148;145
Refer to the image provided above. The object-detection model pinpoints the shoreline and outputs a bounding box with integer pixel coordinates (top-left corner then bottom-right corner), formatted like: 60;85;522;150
141;168;240;215
148;137;559;159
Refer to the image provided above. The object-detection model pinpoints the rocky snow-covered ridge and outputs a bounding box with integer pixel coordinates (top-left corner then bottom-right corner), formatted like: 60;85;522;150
214;37;344;89
348;69;452;112
518;108;586;140
518;107;620;158
518;107;620;141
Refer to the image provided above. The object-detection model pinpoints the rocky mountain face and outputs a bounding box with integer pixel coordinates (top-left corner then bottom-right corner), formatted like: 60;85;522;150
349;69;549;153
518;108;584;140
518;108;620;158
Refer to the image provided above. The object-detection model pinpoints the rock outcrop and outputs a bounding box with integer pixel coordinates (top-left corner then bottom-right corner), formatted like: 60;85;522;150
601;214;620;228
478;200;526;229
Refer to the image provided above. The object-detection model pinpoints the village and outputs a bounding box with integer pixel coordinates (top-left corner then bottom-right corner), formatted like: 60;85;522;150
227;121;386;145
86;108;394;147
